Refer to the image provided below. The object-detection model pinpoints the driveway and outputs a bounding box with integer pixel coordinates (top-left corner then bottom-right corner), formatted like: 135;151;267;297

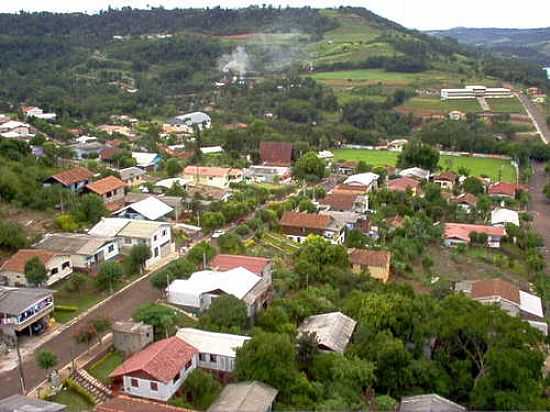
529;162;550;263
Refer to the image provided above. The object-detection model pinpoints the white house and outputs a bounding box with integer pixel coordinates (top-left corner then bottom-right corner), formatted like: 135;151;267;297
154;177;192;191
183;166;243;189
343;172;379;192
0;250;72;287
441;86;513;100
22;106;57;121
114;196;173;222
176;328;250;378
200;146;224;155
490;208;520;227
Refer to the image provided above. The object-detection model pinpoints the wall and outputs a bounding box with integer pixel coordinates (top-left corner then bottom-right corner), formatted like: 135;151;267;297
113;326;154;356
198;353;236;373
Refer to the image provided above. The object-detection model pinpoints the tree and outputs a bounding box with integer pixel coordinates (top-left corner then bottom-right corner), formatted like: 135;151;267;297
171;369;221;410
73;193;108;224
543;182;550;201
463;176;485;196
217;233;245;254
24;256;48;286
150;258;196;289
356;161;370;173
165;158;182;177
200;211;225;233
199;295;248;333
187;241;216;267
73;323;97;351
293;152;326;182
95;261;124;292
134;303;179;339
298;198;317;213
36;350;58;377
55;214;78;232
397;141;440;171
345;229;368;248
0;220;28;251
127;243;151;275
296;331;319;373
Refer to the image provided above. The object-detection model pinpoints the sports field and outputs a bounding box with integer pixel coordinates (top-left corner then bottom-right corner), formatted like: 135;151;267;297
334;149;517;182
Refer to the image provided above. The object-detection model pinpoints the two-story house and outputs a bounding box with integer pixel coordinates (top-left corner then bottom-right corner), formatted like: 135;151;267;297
279;212;346;245
85;176;126;211
0;249;72;287
183;166;243;189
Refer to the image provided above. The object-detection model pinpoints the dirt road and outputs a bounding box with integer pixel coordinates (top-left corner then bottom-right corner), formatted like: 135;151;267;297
529;162;550;263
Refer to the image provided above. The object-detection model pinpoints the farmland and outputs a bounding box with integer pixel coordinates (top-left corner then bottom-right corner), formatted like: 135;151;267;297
399;96;483;113
487;97;526;114
334;148;517;182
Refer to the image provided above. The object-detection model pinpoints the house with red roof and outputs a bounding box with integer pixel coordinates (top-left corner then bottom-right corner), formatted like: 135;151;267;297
348;249;392;283
488;182;527;199
0;249;72;287
110;336;198;402
85;176;126;211
43;167;94;192
433;171;457;191
386;177;421;195
210;254;272;281
279;212;346;244
259;141;293;166
444;223;506;248
451;193;478;214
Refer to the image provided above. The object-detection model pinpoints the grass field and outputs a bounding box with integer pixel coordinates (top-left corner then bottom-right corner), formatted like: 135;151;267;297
50;388;93;412
88;351;124;384
334;149;517;182
400;96;483;113
487;98;526;114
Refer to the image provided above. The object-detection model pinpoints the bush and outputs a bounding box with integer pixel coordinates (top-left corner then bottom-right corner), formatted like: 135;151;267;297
65;377;96;405
55;214;78;232
235;224;251;236
54;305;78;312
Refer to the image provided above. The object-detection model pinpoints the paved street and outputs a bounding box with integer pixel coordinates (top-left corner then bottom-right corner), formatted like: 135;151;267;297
515;92;549;144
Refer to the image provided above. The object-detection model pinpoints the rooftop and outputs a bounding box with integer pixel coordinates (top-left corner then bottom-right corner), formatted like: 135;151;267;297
490;208;520;227
387;177;420;192
115;196;173;221
433;171;457;182
88;218;131;238
444;223;506;242
320;192;358;211
298;311;357;353
132;152;160;167
260;141;293;166
36;233;114;256
349;249;391;268
184;165;242;178
48;167;94;186
0;394;66;412
471;278;520;304
0;286;53;315
343;172;379;187
176;328;250;358
119;167;146;181
207;381;278;412
210;254;270;276
112;321;151;334
118;220;169;239
0;249;62;274
86;176;126;195
279;212;332;230
452;193;478;207
399;167;430;180
399;394;466;412
488;182;527;197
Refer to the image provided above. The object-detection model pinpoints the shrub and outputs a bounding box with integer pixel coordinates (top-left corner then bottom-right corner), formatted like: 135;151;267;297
65;377;96;405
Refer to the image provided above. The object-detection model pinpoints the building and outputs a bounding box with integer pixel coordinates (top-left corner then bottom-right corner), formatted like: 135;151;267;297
386;177;421;195
114;197;173;222
433;171;457;191
488;182;526;199
89;218;173;269
119;167;146;187
343;172;379;192
259;141;293;166
451;193;478;214
207;381;278;412
319;192;369;213
399;167;430;181
110;336;198;402
336;161;357;176
167;267;269;317
98;125;135;138
35;233;119;271
388;139;408;151
183;166;243;189
200;146;224;155
154;178;192;192
279;212;346;245
455;278;547;335
491;208;520;227
318;150;334;161
399;394;466;412
70;141;107;160
449;110;466;121
132;152;161;171
441;85;513;100
43;167;94;192
444;223;506;248
0;250;72;287
176;328;250;379
0;287;54;338
298;312;357;353
85;176;127;211
99;146;121;166
210;255;272;281
168;112;212;132
348;249;392;283
22;106;57;121
244;165;291;184
0;395;65;412
95;396;193;412
0;120;33;140
112;321;154;356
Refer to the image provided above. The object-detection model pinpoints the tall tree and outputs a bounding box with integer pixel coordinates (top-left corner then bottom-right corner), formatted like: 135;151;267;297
24;257;48;286
397;141;440;171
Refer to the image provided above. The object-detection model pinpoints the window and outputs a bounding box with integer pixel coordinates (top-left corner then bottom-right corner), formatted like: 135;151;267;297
199;353;206;362
62;262;70;270
106;191;112;198
130;378;139;387
173;372;180;382
50;268;58;275
150;382;158;391
108;244;114;253
209;354;217;363
162;230;167;236
154;247;159;257
125;238;132;244
185;360;192;370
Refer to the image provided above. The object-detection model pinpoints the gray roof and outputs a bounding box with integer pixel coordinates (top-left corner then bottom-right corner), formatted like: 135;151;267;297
119;166;146;181
0;287;54;315
112;321;152;334
298;311;357;353
399;394;466;412
207;381;278;412
35;233;114;256
169;111;211;126
0;394;65;412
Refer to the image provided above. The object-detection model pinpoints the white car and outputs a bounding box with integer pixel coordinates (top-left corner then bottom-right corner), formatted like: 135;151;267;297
212;229;225;239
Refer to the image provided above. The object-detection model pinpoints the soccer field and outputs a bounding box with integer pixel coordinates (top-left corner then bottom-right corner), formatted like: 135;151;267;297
334;149;517;182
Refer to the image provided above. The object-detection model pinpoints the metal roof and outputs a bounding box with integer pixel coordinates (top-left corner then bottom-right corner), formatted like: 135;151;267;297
118;220;170;239
119;166;146;181
207;381;278;412
131;152;160;168
36;233;114;256
344;172;379;187
0;287;54;315
298;311;357;353
176;328;250;358
115;196;173;221
0;394;66;412
88;218;131;237
399;394;466;412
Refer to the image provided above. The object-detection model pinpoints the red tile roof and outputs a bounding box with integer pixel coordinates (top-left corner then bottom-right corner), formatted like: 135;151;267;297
321;192;358;211
387;177;420;192
349;249;391;268
279;212;332;230
110;337;198;383
183;166;242;178
86;176;126;195
471;278;520;304
434;171;457;182
444;223;506;242
96;395;195;412
260;142;293;166
488;182;527;197
452;193;478;207
332;184;368;194
49;167;94;186
0;249;61;273
100;146;121;161
210;254;270;276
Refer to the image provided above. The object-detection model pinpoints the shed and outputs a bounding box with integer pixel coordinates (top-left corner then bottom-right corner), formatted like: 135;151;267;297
207;381;278;412
298;311;357;353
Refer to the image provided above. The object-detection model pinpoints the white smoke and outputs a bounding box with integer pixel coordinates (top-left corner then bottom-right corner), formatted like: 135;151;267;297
220;46;251;77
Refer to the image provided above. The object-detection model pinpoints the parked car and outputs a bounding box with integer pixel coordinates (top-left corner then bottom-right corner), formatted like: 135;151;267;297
212;229;225;239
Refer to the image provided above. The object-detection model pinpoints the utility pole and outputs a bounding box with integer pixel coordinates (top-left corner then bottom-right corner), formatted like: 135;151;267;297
15;333;25;394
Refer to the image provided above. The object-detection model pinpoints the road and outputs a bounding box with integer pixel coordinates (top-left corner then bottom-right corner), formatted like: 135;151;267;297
529;162;550;263
515;92;549;144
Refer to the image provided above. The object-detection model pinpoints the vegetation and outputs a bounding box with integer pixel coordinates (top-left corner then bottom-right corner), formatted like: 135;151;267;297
198;295;248;334
87;351;124;384
133;303;180;339
24;256;48;287
397;141;440;171
36;350;58;376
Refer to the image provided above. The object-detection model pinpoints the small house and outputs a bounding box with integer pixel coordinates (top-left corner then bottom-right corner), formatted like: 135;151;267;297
298;312;357;353
131;152;161;171
69;141;107;160
210;254;272;281
448;110;466;121
21;106;57;121
207;381;278;412
43;167;94;192
319;192;369;214
451;193;478;214
386;177;421;195
279;212;346;245
336;161;357;176
348;249;392;283
343;172;379;192
444;223;506;248
433;171;457;191
119;167;146;187
183;166;243;189
168;112;212;132
399;394;466;412
244;165;291;184
85;176;126;211
112;321;154;356
491;208;520;227
388;139;408;151
0;249;72;287
114;196;173;222
488;182;526;199
0;395;65;412
399;167;430;181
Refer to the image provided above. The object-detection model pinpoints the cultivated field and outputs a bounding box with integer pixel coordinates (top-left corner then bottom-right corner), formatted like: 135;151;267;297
400;96;483;113
334;149;517;182
487;97;526;114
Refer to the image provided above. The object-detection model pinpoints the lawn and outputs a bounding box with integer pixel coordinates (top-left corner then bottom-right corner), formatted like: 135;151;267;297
333;149;517;182
49;388;94;412
400;96;483;113
487;98;526;114
88;350;124;384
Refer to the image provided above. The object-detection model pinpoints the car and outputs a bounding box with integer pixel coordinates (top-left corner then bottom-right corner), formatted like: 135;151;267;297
211;229;225;239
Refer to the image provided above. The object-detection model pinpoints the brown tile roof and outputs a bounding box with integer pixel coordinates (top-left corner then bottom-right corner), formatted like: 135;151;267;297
434;171;457;182
488;182;527;197
279;212;332;230
444;223;506;242
86;176;126;195
110;337;198;383
452;193;478;207
471;278;520;304
183;166;242;178
0;249;61;273
349;249;391;268
96;396;195;412
49;167;94;186
100;146;121;161
260;142;293;166
210;254;270;276
387;177;420;192
332;184;368;194
321;192;358;211
337;161;357;169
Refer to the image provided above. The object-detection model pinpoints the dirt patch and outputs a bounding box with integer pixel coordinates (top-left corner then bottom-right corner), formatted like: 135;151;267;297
0;202;55;238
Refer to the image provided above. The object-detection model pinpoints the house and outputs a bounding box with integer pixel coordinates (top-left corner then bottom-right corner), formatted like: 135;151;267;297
176;328;250;379
451;193;478;214
70;141;107;160
387;177;421;195
155;178;192;192
259;141;293;166
35;233;119;271
183;166;243;189
119;167;146;187
43;167;94;192
89;218;174;269
279;212;346;244
336;161;357;176
488;182;526;199
320;210;362;231
200;146;224;155
112;321;154;356
388;139;408;151
444;223;506;248
0;286;54;337
132;152;161;171
210;255;272;281
318;150;334;161
433;171;457;191
343;172;379;192
207;381;278;412
97;125;135;138
96;396;193;412
168;112;212;132
455;278;547;335
21;106;57;121
109;336;198;402
0;395;65;412
319;192;369;213
491;208;520;227
0;120;32;140
99;146;121;166
348;249;392;283
114;196;174;222
124;193;185;211
298;312;357;353
166;267;270;317
441;85;512;100
85;176;126;211
244;165;291;184
399;167;430;181
448;110;466;121
0;249;72;287
399;394;466;412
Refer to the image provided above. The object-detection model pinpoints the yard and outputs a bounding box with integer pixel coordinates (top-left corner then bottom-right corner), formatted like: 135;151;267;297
49;387;94;412
333;149;517;182
87;350;124;384
487;97;526;114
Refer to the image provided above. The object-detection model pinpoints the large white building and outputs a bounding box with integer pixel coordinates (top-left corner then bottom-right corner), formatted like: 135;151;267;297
441;85;513;100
